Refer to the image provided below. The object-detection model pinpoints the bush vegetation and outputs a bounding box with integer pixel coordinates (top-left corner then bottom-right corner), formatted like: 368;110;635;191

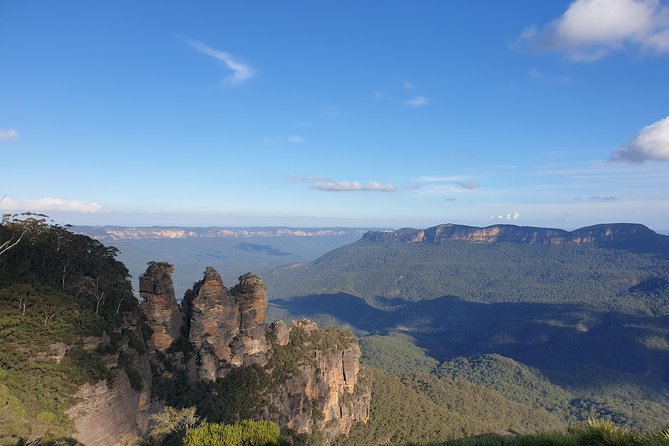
181;420;288;446
406;419;669;446
0;215;144;444
334;368;563;446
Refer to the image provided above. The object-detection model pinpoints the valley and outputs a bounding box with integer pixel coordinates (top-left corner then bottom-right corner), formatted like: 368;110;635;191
2;220;669;445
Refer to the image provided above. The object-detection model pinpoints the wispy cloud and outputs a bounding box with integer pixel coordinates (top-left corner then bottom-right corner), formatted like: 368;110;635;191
457;181;480;190
516;0;669;61
528;68;572;85
414;175;466;182
265;135;305;145
374;81;429;108
287;173;330;183
405;96;429;108
312;180;398;192
574;195;620;201
411;176;480;193
288;174;397;192
188;40;255;85
0;197;102;213
0;129;18;141
612;115;669;162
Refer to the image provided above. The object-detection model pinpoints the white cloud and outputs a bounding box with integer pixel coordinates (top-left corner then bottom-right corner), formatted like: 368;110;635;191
404;81;415;91
188;40;255;85
0;197;102;213
287;136;304;143
405;96;429;108
0;129;18;141
517;0;669;61
490;211;521;221
311;180;398;192
612;115;669;162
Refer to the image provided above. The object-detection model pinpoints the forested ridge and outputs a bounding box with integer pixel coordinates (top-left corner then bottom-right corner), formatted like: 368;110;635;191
267;224;669;439
268;238;669;315
0;215;143;443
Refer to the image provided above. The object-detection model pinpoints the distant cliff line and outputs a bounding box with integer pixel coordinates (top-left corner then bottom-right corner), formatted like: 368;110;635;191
73;226;376;241
362;223;669;252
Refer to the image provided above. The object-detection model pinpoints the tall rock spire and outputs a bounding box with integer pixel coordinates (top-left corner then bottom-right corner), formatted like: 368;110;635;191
138;262;183;352
182;267;269;380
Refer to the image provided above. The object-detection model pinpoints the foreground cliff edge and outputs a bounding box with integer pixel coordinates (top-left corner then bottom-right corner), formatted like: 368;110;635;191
67;262;371;446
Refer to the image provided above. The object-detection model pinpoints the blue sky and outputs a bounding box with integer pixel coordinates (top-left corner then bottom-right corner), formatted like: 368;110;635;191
1;0;668;230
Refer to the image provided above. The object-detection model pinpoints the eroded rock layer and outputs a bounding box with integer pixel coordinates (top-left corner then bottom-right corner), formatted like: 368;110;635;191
182;268;269;381
267;320;371;445
362;222;669;252
139;262;183;352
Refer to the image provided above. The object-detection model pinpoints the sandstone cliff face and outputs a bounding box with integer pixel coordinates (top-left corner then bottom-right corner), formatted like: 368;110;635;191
267;320;371;445
182;268;269;381
139;262;183;352
67;367;154;446
362;222;668;252
67;312;156;446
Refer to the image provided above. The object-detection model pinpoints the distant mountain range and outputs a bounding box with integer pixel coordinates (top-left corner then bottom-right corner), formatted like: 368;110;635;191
265;222;669;432
362;223;669;253
72;225;372;241
267;222;669;307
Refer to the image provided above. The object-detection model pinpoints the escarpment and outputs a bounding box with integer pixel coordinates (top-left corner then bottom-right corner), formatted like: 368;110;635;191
362;222;669;252
138;263;370;445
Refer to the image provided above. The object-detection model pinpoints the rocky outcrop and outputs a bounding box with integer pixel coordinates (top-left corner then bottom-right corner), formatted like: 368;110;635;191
266;320;371;445
139;262;183;351
362;223;669;253
182;268;269;381
141;265;370;445
66;262;370;446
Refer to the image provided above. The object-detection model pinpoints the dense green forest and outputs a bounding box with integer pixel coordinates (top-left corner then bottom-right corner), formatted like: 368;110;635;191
265;233;669;434
267;239;669;315
334;368;564;446
0;216;144;444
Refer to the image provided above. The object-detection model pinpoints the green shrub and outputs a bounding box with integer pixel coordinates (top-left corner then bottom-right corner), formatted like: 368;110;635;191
570;418;642;446
181;420;288;446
